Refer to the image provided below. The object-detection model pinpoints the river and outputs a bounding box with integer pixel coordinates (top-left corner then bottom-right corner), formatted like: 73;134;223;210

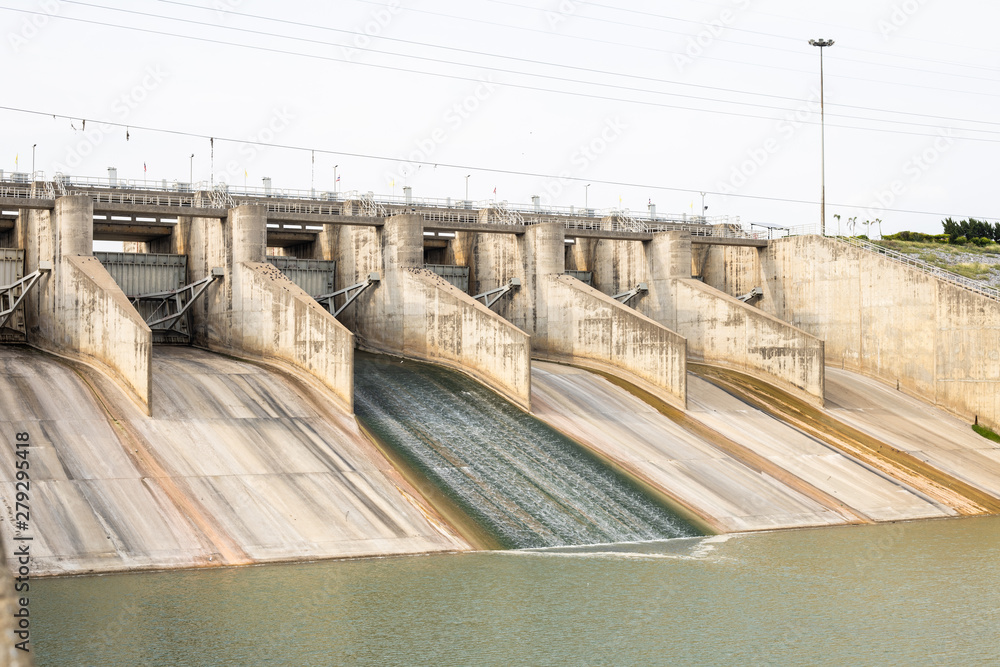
33;516;1000;665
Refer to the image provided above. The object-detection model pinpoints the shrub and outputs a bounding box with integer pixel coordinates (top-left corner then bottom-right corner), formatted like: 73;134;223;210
974;237;992;247
954;236;968;245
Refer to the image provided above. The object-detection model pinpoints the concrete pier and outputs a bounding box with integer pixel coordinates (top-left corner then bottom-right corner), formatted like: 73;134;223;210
458;222;688;409
334;214;532;410
180;205;355;410
570;231;825;405
18;196;153;413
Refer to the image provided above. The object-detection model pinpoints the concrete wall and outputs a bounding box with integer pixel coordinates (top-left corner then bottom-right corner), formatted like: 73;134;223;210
581;231;824;404
462;223;688;408
538;274;688;408
20;197;153;413
671;278;825;404
337;215;532;409
762;236;1000;430
694;243;760;298
185;206;354;410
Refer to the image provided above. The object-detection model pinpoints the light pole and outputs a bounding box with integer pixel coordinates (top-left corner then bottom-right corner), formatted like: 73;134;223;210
189;154;194;184
334;165;339;193
810;38;834;236
32;144;36;178
584;183;590;210
700;191;707;218
465;174;470;202
311;150;315;195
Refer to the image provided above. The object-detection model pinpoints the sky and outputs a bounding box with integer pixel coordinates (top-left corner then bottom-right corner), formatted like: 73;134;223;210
2;0;999;236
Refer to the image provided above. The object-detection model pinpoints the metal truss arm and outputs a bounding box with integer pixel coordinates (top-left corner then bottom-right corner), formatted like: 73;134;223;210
0;265;50;331
613;282;648;305
737;287;763;303
130;268;224;333
313;272;380;317
473;277;520;310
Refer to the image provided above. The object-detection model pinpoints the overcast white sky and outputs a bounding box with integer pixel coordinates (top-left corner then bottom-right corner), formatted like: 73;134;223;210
2;0;998;235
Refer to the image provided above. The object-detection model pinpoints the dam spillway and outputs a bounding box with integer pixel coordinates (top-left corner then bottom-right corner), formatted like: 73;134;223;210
354;353;701;549
3;185;1000;579
0;345;465;575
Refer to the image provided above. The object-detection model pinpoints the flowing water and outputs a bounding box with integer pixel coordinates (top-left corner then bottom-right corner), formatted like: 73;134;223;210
32;517;1000;665
353;353;700;548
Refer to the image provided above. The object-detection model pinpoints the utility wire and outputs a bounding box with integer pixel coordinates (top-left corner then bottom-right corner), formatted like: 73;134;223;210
140;0;1000;128
350;0;1000;100
530;0;1000;74
644;0;1000;57
2;104;996;222
7;5;1000;141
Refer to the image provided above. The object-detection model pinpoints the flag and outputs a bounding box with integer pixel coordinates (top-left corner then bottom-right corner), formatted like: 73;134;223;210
493;187;497;195
14;154;17;169
390;178;395;187
144;162;147;173
336;175;341;182
244;169;248;178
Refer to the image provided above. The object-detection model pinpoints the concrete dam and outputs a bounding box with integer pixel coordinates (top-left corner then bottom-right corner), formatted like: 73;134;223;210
1;179;999;575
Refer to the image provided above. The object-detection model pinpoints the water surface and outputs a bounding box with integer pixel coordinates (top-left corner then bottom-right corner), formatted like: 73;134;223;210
34;517;1000;665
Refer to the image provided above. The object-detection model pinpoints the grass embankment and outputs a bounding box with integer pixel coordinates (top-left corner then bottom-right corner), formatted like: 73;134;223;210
873;239;1000;282
973;424;1000;444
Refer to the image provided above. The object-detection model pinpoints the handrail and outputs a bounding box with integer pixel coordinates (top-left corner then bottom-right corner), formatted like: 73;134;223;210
0;175;770;241
838;236;1000;303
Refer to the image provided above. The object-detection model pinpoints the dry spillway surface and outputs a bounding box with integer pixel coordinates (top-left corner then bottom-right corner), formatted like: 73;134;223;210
825;368;1000;499
531;363;952;532
0;346;464;575
353;353;700;549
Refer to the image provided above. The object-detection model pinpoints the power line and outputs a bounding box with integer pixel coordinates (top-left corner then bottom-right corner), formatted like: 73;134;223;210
2;104;995;222
480;0;1000;81
349;0;1000;100
6;5;1000;142
653;0;1000;58
139;0;1000;129
43;1;1000;135
552;0;1000;74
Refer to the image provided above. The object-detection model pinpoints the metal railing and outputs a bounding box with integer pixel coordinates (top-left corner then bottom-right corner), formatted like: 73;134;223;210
1;172;769;241
839;236;1000;302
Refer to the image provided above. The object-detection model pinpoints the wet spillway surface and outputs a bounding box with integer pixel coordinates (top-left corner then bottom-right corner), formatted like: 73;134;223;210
354;353;700;549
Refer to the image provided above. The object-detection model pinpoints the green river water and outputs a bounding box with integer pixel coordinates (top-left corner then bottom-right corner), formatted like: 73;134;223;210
33;516;1000;665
